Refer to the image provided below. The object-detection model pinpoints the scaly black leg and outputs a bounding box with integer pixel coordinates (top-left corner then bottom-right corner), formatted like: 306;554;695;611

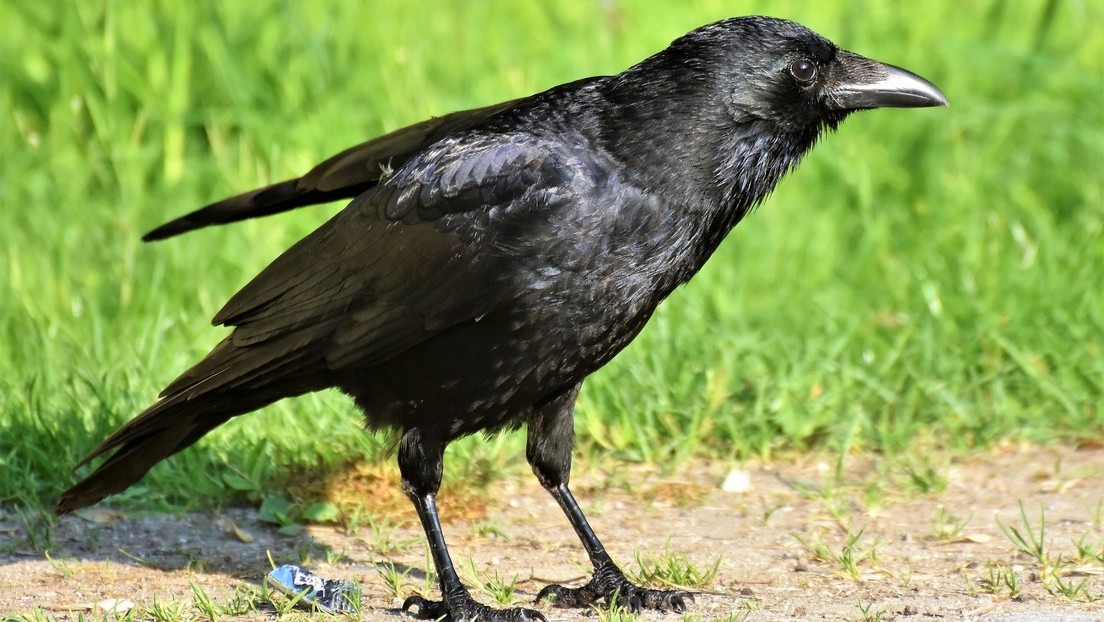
526;384;693;613
398;428;546;622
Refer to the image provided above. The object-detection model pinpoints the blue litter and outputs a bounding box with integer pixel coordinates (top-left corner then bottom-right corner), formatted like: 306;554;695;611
266;563;360;614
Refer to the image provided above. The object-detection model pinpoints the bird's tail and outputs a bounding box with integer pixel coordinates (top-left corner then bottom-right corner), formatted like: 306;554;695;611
56;337;325;514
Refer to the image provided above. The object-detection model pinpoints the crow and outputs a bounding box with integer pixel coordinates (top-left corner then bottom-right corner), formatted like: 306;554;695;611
58;16;946;621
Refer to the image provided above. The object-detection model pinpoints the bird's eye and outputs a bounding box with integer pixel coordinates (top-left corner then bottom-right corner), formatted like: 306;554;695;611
789;60;817;83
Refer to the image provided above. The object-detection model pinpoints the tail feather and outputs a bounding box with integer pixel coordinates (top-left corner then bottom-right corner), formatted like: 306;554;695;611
57;402;228;514
57;338;325;515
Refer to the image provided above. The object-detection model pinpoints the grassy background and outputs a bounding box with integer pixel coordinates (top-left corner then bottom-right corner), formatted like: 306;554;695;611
1;0;1101;515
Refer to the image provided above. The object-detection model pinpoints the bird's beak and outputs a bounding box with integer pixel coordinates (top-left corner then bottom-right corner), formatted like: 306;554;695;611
828;51;948;110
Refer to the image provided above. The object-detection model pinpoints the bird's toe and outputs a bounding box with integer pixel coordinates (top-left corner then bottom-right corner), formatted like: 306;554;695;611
536;563;693;613
403;592;546;622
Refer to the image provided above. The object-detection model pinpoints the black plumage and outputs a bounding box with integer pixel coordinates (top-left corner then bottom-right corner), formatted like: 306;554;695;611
59;16;945;621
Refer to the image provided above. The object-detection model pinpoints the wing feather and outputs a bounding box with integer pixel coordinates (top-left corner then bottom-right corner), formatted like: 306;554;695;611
209;133;597;372
142;99;525;240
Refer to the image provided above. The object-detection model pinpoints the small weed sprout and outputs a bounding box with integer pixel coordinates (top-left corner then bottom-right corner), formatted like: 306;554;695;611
629;543;720;589
997;502;1048;565
933;505;974;540
793;528;877;582
857;599;886;622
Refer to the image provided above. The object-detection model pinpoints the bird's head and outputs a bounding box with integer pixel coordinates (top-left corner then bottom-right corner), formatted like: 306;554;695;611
661;16;947;134
602;16;947;225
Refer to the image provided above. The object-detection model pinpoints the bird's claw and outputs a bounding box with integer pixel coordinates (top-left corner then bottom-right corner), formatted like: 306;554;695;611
402;595;448;620
536;563;693;613
403;593;547;622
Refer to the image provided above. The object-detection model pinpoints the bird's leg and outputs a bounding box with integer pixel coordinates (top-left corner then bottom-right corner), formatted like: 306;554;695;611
527;385;693;613
397;428;545;622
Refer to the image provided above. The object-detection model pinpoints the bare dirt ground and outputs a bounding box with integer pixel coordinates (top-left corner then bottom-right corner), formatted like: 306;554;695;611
3;444;1103;621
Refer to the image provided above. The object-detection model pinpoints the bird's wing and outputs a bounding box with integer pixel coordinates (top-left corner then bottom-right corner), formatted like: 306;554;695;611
142;98;524;240
159;131;598;396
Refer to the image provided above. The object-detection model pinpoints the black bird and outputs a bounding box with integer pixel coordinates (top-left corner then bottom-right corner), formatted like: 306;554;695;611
58;16;946;621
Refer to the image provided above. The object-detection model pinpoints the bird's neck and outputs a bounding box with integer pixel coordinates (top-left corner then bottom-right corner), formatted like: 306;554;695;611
708;118;823;230
596;75;823;263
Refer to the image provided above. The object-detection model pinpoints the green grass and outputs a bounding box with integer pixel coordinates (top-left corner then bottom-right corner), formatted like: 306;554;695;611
628;545;721;589
1;0;1102;516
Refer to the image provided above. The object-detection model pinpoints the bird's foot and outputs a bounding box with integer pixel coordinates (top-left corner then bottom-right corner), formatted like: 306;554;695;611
536;560;693;613
403;592;546;622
